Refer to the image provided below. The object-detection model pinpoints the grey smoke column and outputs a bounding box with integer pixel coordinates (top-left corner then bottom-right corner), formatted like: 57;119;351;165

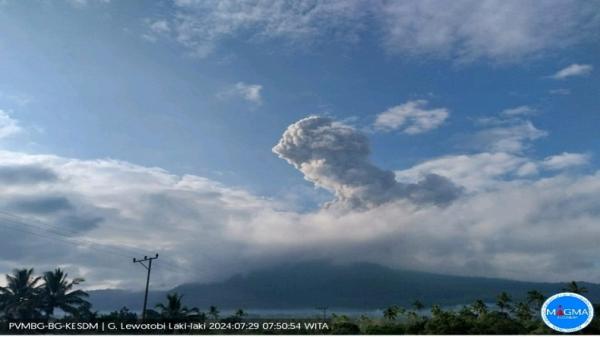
273;116;462;209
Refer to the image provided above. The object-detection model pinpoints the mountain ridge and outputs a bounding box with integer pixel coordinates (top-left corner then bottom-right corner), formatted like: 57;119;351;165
88;261;600;312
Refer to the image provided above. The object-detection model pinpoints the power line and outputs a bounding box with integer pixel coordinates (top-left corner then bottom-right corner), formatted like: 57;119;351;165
0;214;132;259
0;210;196;275
0;211;152;257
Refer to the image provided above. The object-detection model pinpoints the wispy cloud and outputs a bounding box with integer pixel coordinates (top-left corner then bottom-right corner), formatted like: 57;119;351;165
146;0;600;62
500;105;536;117
378;1;598;62
0;110;21;139
0;91;32;107
470;105;547;153
542;152;590;170
549;88;571;95
66;0;110;8
167;0;367;58
142;19;172;42
218;82;263;105
373;100;449;134
550;63;594;79
472;121;547;153
149;20;170;34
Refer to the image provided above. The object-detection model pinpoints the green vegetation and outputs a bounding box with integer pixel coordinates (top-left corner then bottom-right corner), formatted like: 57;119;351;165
154;293;203;321
1;267;599;334
352;297;600;335
0;268;89;321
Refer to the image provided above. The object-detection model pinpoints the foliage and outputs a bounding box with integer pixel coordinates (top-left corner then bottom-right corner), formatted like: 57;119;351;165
0;271;598;335
41;269;90;319
331;321;361;334
563;280;588;294
0;269;43;320
361;282;598;334
155;292;199;321
98;306;138;323
382;305;403;321
0;268;91;322
208;305;220;321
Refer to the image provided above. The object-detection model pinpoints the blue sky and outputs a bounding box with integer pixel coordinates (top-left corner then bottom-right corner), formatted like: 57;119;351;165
0;0;599;288
1;0;598;199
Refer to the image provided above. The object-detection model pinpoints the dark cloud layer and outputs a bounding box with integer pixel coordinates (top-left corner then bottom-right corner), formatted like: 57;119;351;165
6;196;73;214
59;214;104;233
0;165;58;185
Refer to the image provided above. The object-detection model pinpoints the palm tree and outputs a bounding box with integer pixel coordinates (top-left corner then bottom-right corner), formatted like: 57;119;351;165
526;290;545;311
412;300;424;311
496;292;512;313
155;293;198;320
41;268;90;319
563;281;588;294
208;305;220;321
0;268;42;320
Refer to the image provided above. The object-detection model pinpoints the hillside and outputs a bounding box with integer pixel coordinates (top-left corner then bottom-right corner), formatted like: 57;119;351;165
89;261;600;311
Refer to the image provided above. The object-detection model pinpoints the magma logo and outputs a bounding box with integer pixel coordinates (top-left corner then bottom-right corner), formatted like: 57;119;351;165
541;292;594;333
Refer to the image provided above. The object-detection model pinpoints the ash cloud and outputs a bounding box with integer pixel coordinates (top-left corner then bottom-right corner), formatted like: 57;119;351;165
273;116;462;209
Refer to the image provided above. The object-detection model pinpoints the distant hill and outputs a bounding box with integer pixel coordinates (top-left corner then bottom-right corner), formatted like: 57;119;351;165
88;261;600;312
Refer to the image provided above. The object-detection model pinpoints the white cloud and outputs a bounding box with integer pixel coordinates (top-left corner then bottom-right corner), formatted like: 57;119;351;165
549;88;571;95
235;82;262;104
1;111;600;288
169;0;367;57
516;162;538;177
395;150;592;194
234;170;600;282
395;152;530;192
149;20;171;34
469;104;550;153
500;105;536;117
377;1;597;62
218;82;263;105
550;63;594;79
471;120;547;153
66;0;110;7
0;151;278;288
148;0;600;62
542;152;590;170
0;110;21;139
396;152;589;193
374;100;449;134
143;19;172;42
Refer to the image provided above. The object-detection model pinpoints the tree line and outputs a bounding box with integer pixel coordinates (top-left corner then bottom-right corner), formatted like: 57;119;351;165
1;268;598;334
0;268;243;325
332;283;599;334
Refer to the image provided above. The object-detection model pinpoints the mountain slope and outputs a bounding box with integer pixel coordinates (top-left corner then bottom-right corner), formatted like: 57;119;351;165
89;261;600;311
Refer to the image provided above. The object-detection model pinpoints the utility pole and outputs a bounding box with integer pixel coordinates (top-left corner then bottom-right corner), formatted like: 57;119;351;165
316;306;328;321
133;253;159;320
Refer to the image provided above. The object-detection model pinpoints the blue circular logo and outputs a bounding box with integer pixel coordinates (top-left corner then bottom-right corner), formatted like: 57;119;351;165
541;292;594;333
